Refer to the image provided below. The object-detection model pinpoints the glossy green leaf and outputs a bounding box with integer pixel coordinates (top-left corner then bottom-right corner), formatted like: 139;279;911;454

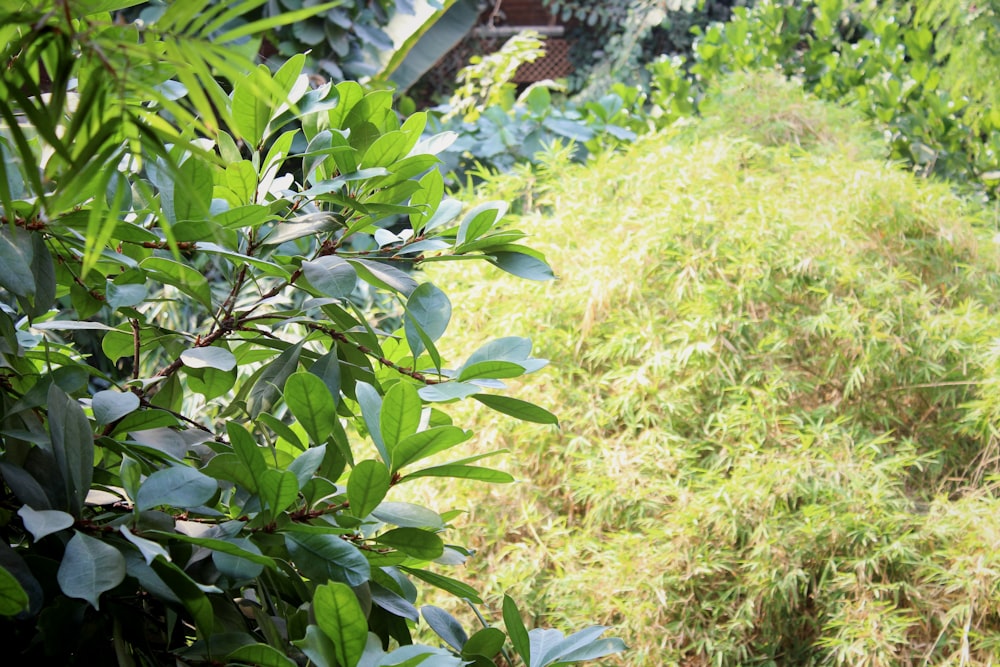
400;464;514;484
390;426;471;473
418;381;480;402
232;65;273;147
463;627;506;660
472;394;559;425
380;381;422;452
247;341;303;418
260;468;299;513
489;251;556;281
401;567;482;603
135;465;217;511
119;526;171;565
227;644;296;667
140;257;213;309
284;532;371;587
375;528;444;560
17;506;74;541
0;226;35;298
57;531;126;610
181;346;237;371
213;538;266;582
294;624;337;667
347;259;418;296
288;445;327;488
347;459;391;519
457;201;507;245
0;565;29;617
313;582;368;667
404;283;451;359
504;595;531;665
302;256;358;299
149;558;214;635
422;605;468;651
227;421;268;492
371;502;443;530
144;531;275;569
309;350;342;406
355;382;388;464
457;360;526;382
105;280;147;311
48;384;94;516
285;371;338;444
92;389;140;425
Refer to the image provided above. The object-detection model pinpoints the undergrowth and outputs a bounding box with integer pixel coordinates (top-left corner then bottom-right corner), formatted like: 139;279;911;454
423;73;1000;666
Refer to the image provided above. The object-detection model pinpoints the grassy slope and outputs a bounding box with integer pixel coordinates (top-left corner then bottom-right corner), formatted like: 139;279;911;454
426;73;1000;666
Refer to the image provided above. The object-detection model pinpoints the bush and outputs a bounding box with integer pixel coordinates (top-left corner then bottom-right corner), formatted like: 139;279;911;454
426;73;1000;665
0;3;624;665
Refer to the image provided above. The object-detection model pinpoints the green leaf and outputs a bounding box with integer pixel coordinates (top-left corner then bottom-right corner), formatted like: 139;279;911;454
92;389;140;425
288;445;327;488
149;557;214;635
24;232;55;319
473;394;558;425
57;531;126;610
166;155;213;223
401;567;482;603
457;202;507;246
489;251;556;281
418;381;480;402
260;468;299;513
457;360;527;382
227;644;297;667
0;225;35;298
302;256;358;299
213;537;266;581
17;506;74;541
313;582;368;667
284;532;371;587
221;160;259;205
285;371;338;444
371;502;443;529
404;283;451;359
504;595;531;665
347;459;391;519
390;426;471;473
227;421;268;492
0;565;29;617
463;627;506;660
118;526;171;565
355;382;388;464
347;259;418;296
232;65;273;148
144;531;276;569
309;350;342;406
247;341;303;418
400;464;514;484
135;465;217;511
140;256;213;309
181;346;237;371
380;381;422;453
375;528;444;560
48;384;94;516
105;280;147;311
294;625;337;667
422;605;468;651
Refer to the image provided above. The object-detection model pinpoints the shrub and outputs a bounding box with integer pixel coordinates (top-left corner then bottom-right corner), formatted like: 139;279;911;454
0;3;624;665
426;73;1000;665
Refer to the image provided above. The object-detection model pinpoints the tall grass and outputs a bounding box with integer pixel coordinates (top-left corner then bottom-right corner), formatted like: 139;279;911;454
422;73;1000;666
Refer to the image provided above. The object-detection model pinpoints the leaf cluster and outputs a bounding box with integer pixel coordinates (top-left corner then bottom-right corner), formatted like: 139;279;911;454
0;3;622;665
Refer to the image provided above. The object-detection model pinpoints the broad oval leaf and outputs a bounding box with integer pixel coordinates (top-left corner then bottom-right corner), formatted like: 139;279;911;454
302;256;358;299
375;527;444;560
314;582;368;667
0;565;29;617
135;465;218;511
57;531;126;610
371;502;443;530
404;283;451;359
422;605;468;652
380;381;422;452
390;426;472;473
18;506;74;541
92;389;140;425
284;532;370;587
285;372;338;444
180;346;237;371
347;259;418;296
347;459;391;519
473;394;558;425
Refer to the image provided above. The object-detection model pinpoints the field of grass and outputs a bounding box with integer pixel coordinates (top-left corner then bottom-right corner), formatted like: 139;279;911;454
421;73;1000;666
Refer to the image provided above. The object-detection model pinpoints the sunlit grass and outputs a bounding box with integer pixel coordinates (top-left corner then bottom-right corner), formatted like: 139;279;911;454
421;72;1000;666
